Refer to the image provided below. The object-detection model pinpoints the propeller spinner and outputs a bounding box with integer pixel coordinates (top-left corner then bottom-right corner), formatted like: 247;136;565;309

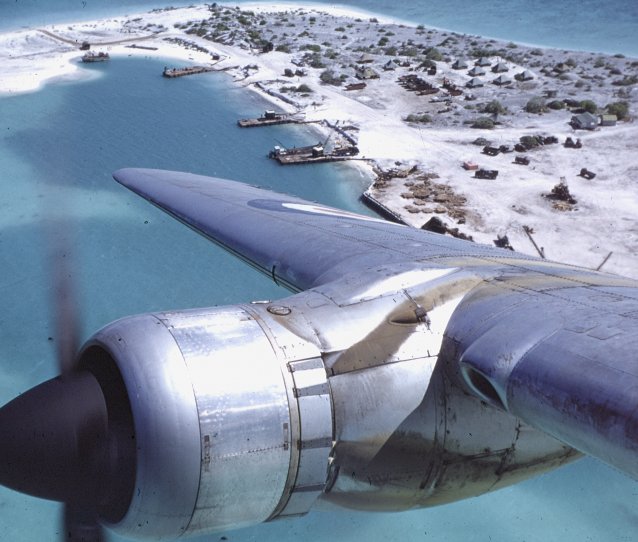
0;226;136;541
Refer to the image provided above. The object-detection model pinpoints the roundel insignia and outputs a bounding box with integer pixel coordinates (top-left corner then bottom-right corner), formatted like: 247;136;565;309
248;199;386;223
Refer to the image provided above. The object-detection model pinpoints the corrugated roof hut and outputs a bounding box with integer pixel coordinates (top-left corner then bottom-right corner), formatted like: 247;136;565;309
571;112;598;130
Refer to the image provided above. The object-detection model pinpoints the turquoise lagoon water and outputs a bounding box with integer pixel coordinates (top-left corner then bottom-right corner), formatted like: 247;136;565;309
0;2;636;542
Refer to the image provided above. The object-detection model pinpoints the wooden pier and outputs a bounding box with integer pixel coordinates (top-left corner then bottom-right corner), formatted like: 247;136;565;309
162;66;215;78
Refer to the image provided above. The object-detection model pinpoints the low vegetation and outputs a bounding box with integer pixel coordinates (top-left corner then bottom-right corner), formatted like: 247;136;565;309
525;97;548;114
405;113;432;124
470;117;495;129
606;101;629;120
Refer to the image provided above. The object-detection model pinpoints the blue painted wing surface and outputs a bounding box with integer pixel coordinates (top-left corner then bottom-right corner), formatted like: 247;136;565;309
113;168;638;479
112;168;529;291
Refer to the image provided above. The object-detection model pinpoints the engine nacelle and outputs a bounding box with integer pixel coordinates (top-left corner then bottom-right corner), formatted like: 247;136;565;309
77;269;577;539
79;304;332;539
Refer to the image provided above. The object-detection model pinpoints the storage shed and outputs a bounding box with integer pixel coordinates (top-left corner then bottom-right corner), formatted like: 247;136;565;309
571;112;598;130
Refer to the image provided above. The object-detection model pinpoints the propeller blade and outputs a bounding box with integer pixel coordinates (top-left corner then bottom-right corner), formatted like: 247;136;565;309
47;219;81;375
64;503;105;542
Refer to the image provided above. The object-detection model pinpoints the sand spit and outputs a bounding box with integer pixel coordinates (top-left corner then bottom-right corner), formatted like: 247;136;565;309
1;3;637;278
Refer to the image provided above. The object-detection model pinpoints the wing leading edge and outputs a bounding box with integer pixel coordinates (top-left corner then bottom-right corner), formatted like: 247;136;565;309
114;168;638;480
113;168;529;292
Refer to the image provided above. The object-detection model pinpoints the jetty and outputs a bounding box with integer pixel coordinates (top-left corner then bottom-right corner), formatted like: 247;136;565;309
162;66;215;78
269;142;359;165
238;110;300;128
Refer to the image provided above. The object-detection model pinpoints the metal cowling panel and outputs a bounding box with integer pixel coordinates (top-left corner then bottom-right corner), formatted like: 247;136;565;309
277;357;333;517
161;307;293;535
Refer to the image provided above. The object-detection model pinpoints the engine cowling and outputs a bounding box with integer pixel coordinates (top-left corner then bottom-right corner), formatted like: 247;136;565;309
78;304;333;539
0;268;578;540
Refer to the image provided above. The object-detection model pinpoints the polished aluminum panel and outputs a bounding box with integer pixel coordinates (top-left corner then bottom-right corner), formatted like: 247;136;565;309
452;281;638;479
81;314;202;540
279;357;333;517
160;307;293;534
243;304;335;519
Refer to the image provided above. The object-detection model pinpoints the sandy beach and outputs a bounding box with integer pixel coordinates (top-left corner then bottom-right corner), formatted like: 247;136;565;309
1;2;637;278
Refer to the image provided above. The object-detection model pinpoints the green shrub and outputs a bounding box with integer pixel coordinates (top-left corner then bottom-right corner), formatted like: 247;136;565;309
547;100;566;110
525;97;548;114
401;46;419;57
301;43;321;52
309;55;325;69
471;117;495;129
425;47;443;61
612;75;638;86
482;100;507;115
606;101;629;120
579;100;598;113
319;69;343;85
405;113;432;123
520;135;540;149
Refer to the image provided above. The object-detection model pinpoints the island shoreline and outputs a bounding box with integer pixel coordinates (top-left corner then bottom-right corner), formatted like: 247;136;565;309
1;3;637;278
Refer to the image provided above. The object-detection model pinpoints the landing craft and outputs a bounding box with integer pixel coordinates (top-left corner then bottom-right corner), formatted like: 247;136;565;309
0;168;636;541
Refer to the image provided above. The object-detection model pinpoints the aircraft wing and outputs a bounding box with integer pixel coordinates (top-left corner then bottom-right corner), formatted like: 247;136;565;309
113;168;638;480
113;168;530;292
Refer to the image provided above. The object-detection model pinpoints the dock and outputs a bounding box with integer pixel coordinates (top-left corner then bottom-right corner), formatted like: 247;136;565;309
239;117;298;127
269;142;359;165
238;110;299;128
162;66;215;78
275;154;355;165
